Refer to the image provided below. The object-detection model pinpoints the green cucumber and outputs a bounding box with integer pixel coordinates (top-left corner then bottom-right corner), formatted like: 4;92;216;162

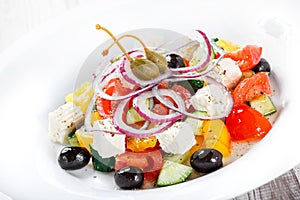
67;130;79;146
126;99;150;124
157;160;193;187
184;111;206;135
90;145;115;172
249;94;277;116
126;107;145;124
164;150;190;164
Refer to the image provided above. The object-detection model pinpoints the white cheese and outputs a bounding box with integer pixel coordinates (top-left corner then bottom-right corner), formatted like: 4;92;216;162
91;119;125;158
156;122;196;154
190;84;228;116
48;102;84;144
93;118;117;132
208;58;242;89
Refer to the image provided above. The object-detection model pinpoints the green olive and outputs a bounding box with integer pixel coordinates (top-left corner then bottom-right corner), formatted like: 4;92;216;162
130;58;160;80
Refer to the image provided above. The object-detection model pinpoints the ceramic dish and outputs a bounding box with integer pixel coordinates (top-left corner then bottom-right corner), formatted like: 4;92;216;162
0;1;299;199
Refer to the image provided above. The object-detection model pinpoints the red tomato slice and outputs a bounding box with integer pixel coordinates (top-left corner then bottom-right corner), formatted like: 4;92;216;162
224;45;262;71
233;72;272;106
157;80;170;89
226;105;272;142
152;103;169;115
171;84;192;108
115;149;163;189
96;86;114;118
97;78;132;118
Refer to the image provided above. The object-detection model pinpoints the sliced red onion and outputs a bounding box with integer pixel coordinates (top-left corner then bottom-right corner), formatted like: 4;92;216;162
133;89;184;123
93;67;154;101
112;97;174;138
169;30;212;74
138;98;154;130
120;58;172;87
171;54;225;79
152;76;233;120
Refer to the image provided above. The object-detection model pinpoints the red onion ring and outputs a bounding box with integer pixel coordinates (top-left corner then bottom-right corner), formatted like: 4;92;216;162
133;89;184;123
171;54;225;79
93;66;155;101
152;76;234;120
112;97;174;138
169;30;212;74
120;58;172;87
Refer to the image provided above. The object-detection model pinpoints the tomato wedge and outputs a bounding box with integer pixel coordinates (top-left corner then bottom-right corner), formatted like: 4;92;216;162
226;105;272;142
233;72;272;106
97;78;131;118
224;45;262;71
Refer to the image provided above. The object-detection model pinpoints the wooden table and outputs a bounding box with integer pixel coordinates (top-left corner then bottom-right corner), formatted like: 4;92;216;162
1;0;299;199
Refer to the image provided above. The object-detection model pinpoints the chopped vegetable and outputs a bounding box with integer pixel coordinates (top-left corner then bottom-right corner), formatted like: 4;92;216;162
90;145;115;172
233;72;272;106
157;160;192;187
201;119;231;157
67;81;94;113
75;128;93;153
67;130;79;146
184;111;206;135
126;136;158;152
216;39;240;52
226;105;272;142
224;45;262;71
249;94;277;116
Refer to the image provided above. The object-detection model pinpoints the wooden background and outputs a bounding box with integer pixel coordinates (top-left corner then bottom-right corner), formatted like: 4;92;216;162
0;0;299;199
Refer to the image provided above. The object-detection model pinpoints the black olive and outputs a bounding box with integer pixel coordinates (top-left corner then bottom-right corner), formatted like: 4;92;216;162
166;53;186;69
58;146;91;170
252;58;271;73
190;148;223;173
114;166;144;189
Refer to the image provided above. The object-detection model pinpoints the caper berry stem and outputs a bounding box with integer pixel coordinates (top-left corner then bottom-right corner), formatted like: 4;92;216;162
102;34;148;56
96;24;132;61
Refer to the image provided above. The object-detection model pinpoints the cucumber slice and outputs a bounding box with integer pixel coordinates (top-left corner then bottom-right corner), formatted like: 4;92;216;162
67;130;79;146
157;160;193;187
164;150;190;164
126;107;145;124
90;145;115;172
184;111;206;135
249;94;277;116
126;99;150;124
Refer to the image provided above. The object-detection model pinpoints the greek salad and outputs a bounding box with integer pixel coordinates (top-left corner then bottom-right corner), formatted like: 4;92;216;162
48;25;278;189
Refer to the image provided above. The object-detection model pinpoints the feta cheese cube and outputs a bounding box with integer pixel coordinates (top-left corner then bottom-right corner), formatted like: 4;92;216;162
190;84;228;116
48;102;84;144
208;58;242;89
91;119;125;158
156;122;196;154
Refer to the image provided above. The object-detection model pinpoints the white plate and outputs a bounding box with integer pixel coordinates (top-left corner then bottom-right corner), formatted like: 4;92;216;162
0;0;299;199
